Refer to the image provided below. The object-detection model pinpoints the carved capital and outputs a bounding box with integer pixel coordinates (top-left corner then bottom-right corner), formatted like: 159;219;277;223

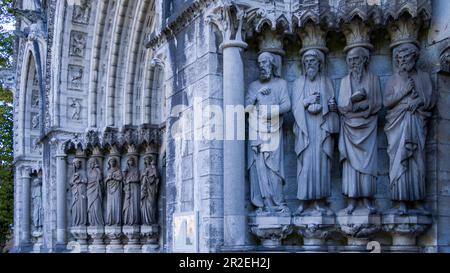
206;0;248;43
341;18;374;53
298;22;328;55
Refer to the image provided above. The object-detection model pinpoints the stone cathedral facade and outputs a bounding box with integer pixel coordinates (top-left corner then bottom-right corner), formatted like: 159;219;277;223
10;0;450;253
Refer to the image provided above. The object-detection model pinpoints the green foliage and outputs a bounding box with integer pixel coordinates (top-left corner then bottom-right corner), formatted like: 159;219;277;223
0;0;14;252
0;0;14;68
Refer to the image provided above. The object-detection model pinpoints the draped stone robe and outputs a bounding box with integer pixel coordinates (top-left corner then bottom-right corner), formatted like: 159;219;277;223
292;74;339;201
384;69;436;201
71;170;88;226
123;166;141;225
338;72;382;198
141;166;159;225
87;166;104;226
31;181;42;230
105;167;123;225
246;77;291;209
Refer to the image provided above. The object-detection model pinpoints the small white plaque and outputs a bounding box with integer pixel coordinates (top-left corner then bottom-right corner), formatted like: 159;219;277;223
172;211;199;252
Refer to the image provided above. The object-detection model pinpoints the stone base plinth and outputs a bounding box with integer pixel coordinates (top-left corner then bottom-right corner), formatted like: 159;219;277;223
337;209;381;252
123;225;141;253
249;214;292;248
69;226;88;253
382;213;432;253
141;225;160;253
87;226;106;253
293;214;335;252
105;226;123;253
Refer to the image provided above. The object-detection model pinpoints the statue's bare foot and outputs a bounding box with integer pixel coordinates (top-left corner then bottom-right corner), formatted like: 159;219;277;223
364;199;377;215
294;205;305;216
345;204;355;215
413;202;431;216
398;203;408;215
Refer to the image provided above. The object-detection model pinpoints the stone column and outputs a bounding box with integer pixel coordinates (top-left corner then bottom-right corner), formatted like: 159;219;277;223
55;143;68;250
221;40;248;250
20;167;32;251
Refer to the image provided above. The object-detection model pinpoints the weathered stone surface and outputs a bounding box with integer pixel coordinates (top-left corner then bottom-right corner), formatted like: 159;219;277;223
11;0;450;253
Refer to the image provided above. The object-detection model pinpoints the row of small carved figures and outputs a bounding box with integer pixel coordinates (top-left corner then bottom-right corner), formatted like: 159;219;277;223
69;155;160;227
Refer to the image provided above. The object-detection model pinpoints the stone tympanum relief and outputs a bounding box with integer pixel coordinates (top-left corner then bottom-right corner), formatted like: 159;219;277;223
246;51;291;215
292;48;339;217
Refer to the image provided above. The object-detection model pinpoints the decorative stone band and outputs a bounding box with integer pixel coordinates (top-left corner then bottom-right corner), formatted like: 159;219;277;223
219;40;248;52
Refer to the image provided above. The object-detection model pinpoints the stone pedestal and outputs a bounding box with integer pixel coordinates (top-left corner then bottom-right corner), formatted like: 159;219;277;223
69;226;88;253
293;213;335;252
141;225;159;253
337;209;381;252
105;226;123;253
31;230;43;253
87;226;106;253
249;214;292;248
382;213;432;253
123;225;141;253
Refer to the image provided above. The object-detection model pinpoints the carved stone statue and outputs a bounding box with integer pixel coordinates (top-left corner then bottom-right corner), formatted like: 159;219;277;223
123;156;141;226
292;49;339;216
70;99;81;120
73;0;91;24
87;158;104;226
141;156;160;225
338;47;382;215
384;43;436;215
105;157;123;225
31;177;42;231
70;159;88;226
245;52;291;214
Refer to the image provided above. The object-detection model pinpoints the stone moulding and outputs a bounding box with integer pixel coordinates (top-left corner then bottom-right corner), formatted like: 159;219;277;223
145;0;431;50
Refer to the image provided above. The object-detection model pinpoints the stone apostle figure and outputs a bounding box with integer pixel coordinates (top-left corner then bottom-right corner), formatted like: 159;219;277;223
245;52;291;214
338;47;382;215
384;43;436;215
31;177;43;231
123;156;141;226
70;159;88;226
141;156;160;225
87;158;104;226
105;157;123;225
292;49;339;216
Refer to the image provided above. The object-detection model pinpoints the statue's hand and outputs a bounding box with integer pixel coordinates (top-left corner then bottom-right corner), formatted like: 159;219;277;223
260;87;271;96
404;78;415;96
328;97;338;112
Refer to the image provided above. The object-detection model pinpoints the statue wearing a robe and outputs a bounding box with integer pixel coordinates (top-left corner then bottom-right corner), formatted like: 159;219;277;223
87;158;104;226
246;52;291;214
123;156;141;226
141;156;160;225
338;47;382;215
292;49;339;215
70;159;88;226
105;157;123;225
31;177;43;231
384;43;436;215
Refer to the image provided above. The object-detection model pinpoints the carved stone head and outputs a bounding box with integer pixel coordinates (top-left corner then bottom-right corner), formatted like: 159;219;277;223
258;52;277;82
73;159;82;171
394;43;419;73
88;158;99;170
302;49;324;81
108;158;119;169
347;47;370;82
144;155;155;167
127;156;137;168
